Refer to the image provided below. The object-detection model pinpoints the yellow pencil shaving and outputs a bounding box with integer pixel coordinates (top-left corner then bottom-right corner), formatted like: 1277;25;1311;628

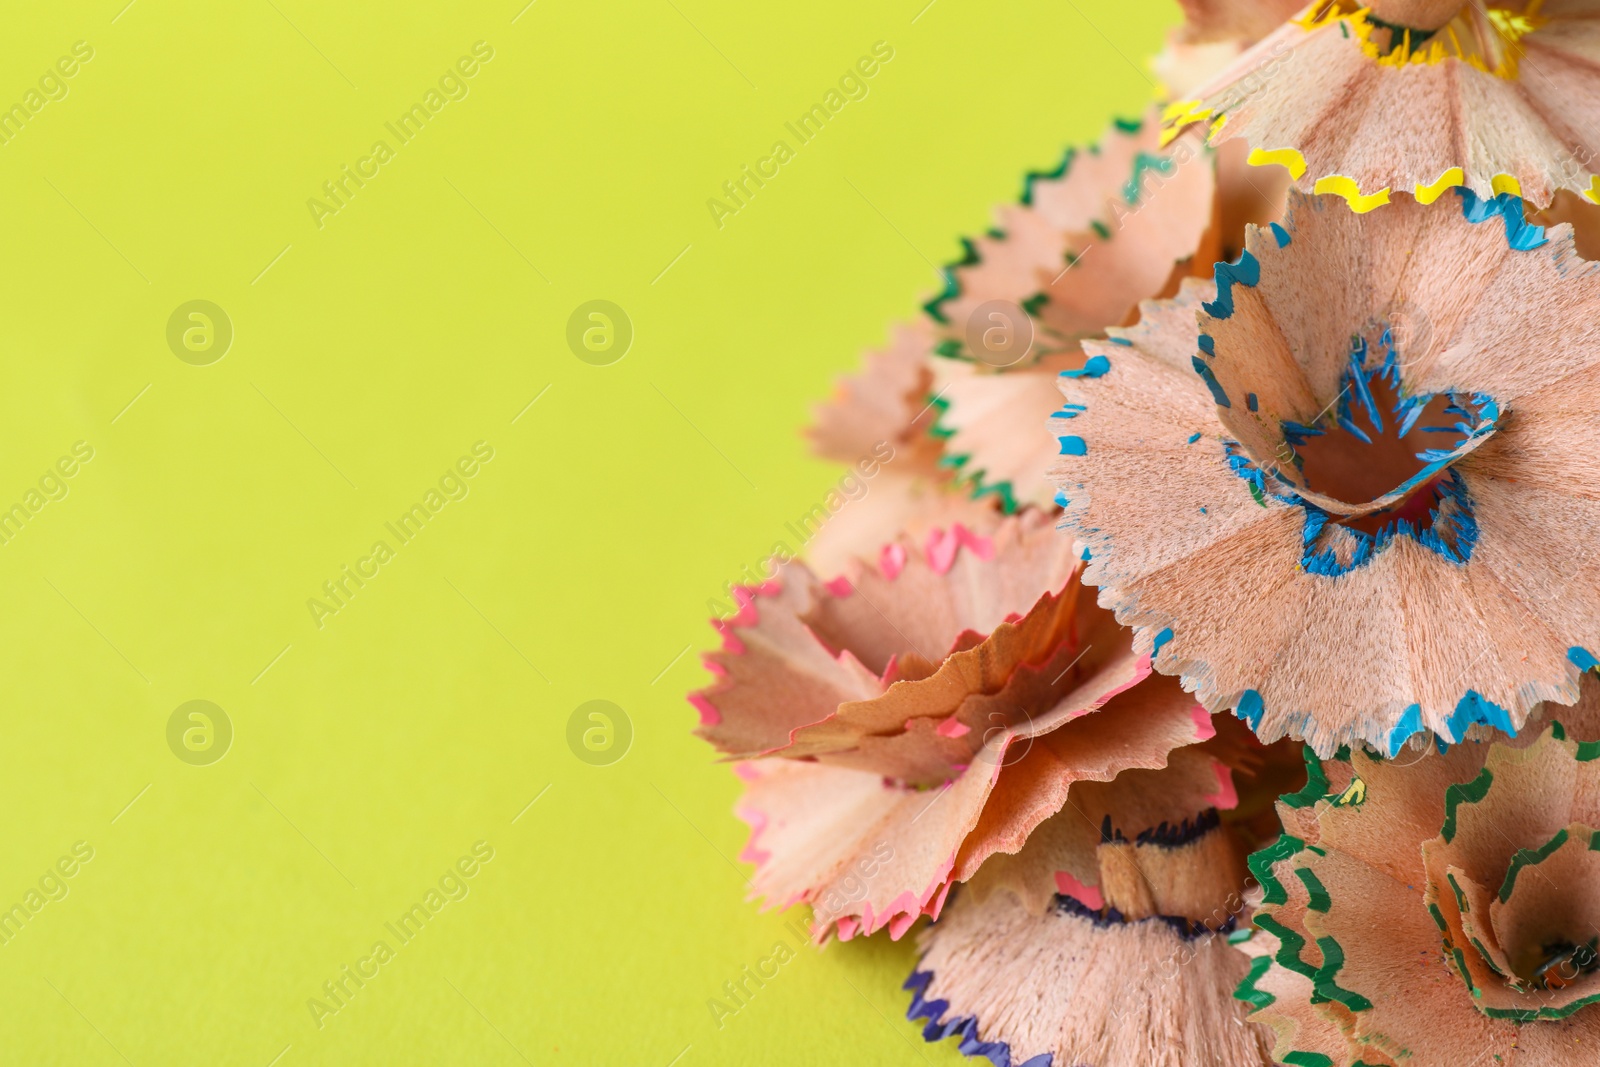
1161;99;1207;124
1415;167;1465;204
1334;777;1366;806
1159;102;1212;147
1305;0;1544;79
1294;1;1364;32
1313;174;1391;212
1247;147;1307;180
1491;173;1523;198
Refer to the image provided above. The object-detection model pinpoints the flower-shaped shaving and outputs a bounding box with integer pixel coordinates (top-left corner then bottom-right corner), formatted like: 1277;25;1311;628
923;115;1274;512
1236;676;1600;1065
1165;0;1600;211
904;714;1302;1067
1051;188;1600;755
688;511;1221;940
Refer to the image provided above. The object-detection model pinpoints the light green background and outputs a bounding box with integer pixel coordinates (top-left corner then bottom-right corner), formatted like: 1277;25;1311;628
0;2;1175;1063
